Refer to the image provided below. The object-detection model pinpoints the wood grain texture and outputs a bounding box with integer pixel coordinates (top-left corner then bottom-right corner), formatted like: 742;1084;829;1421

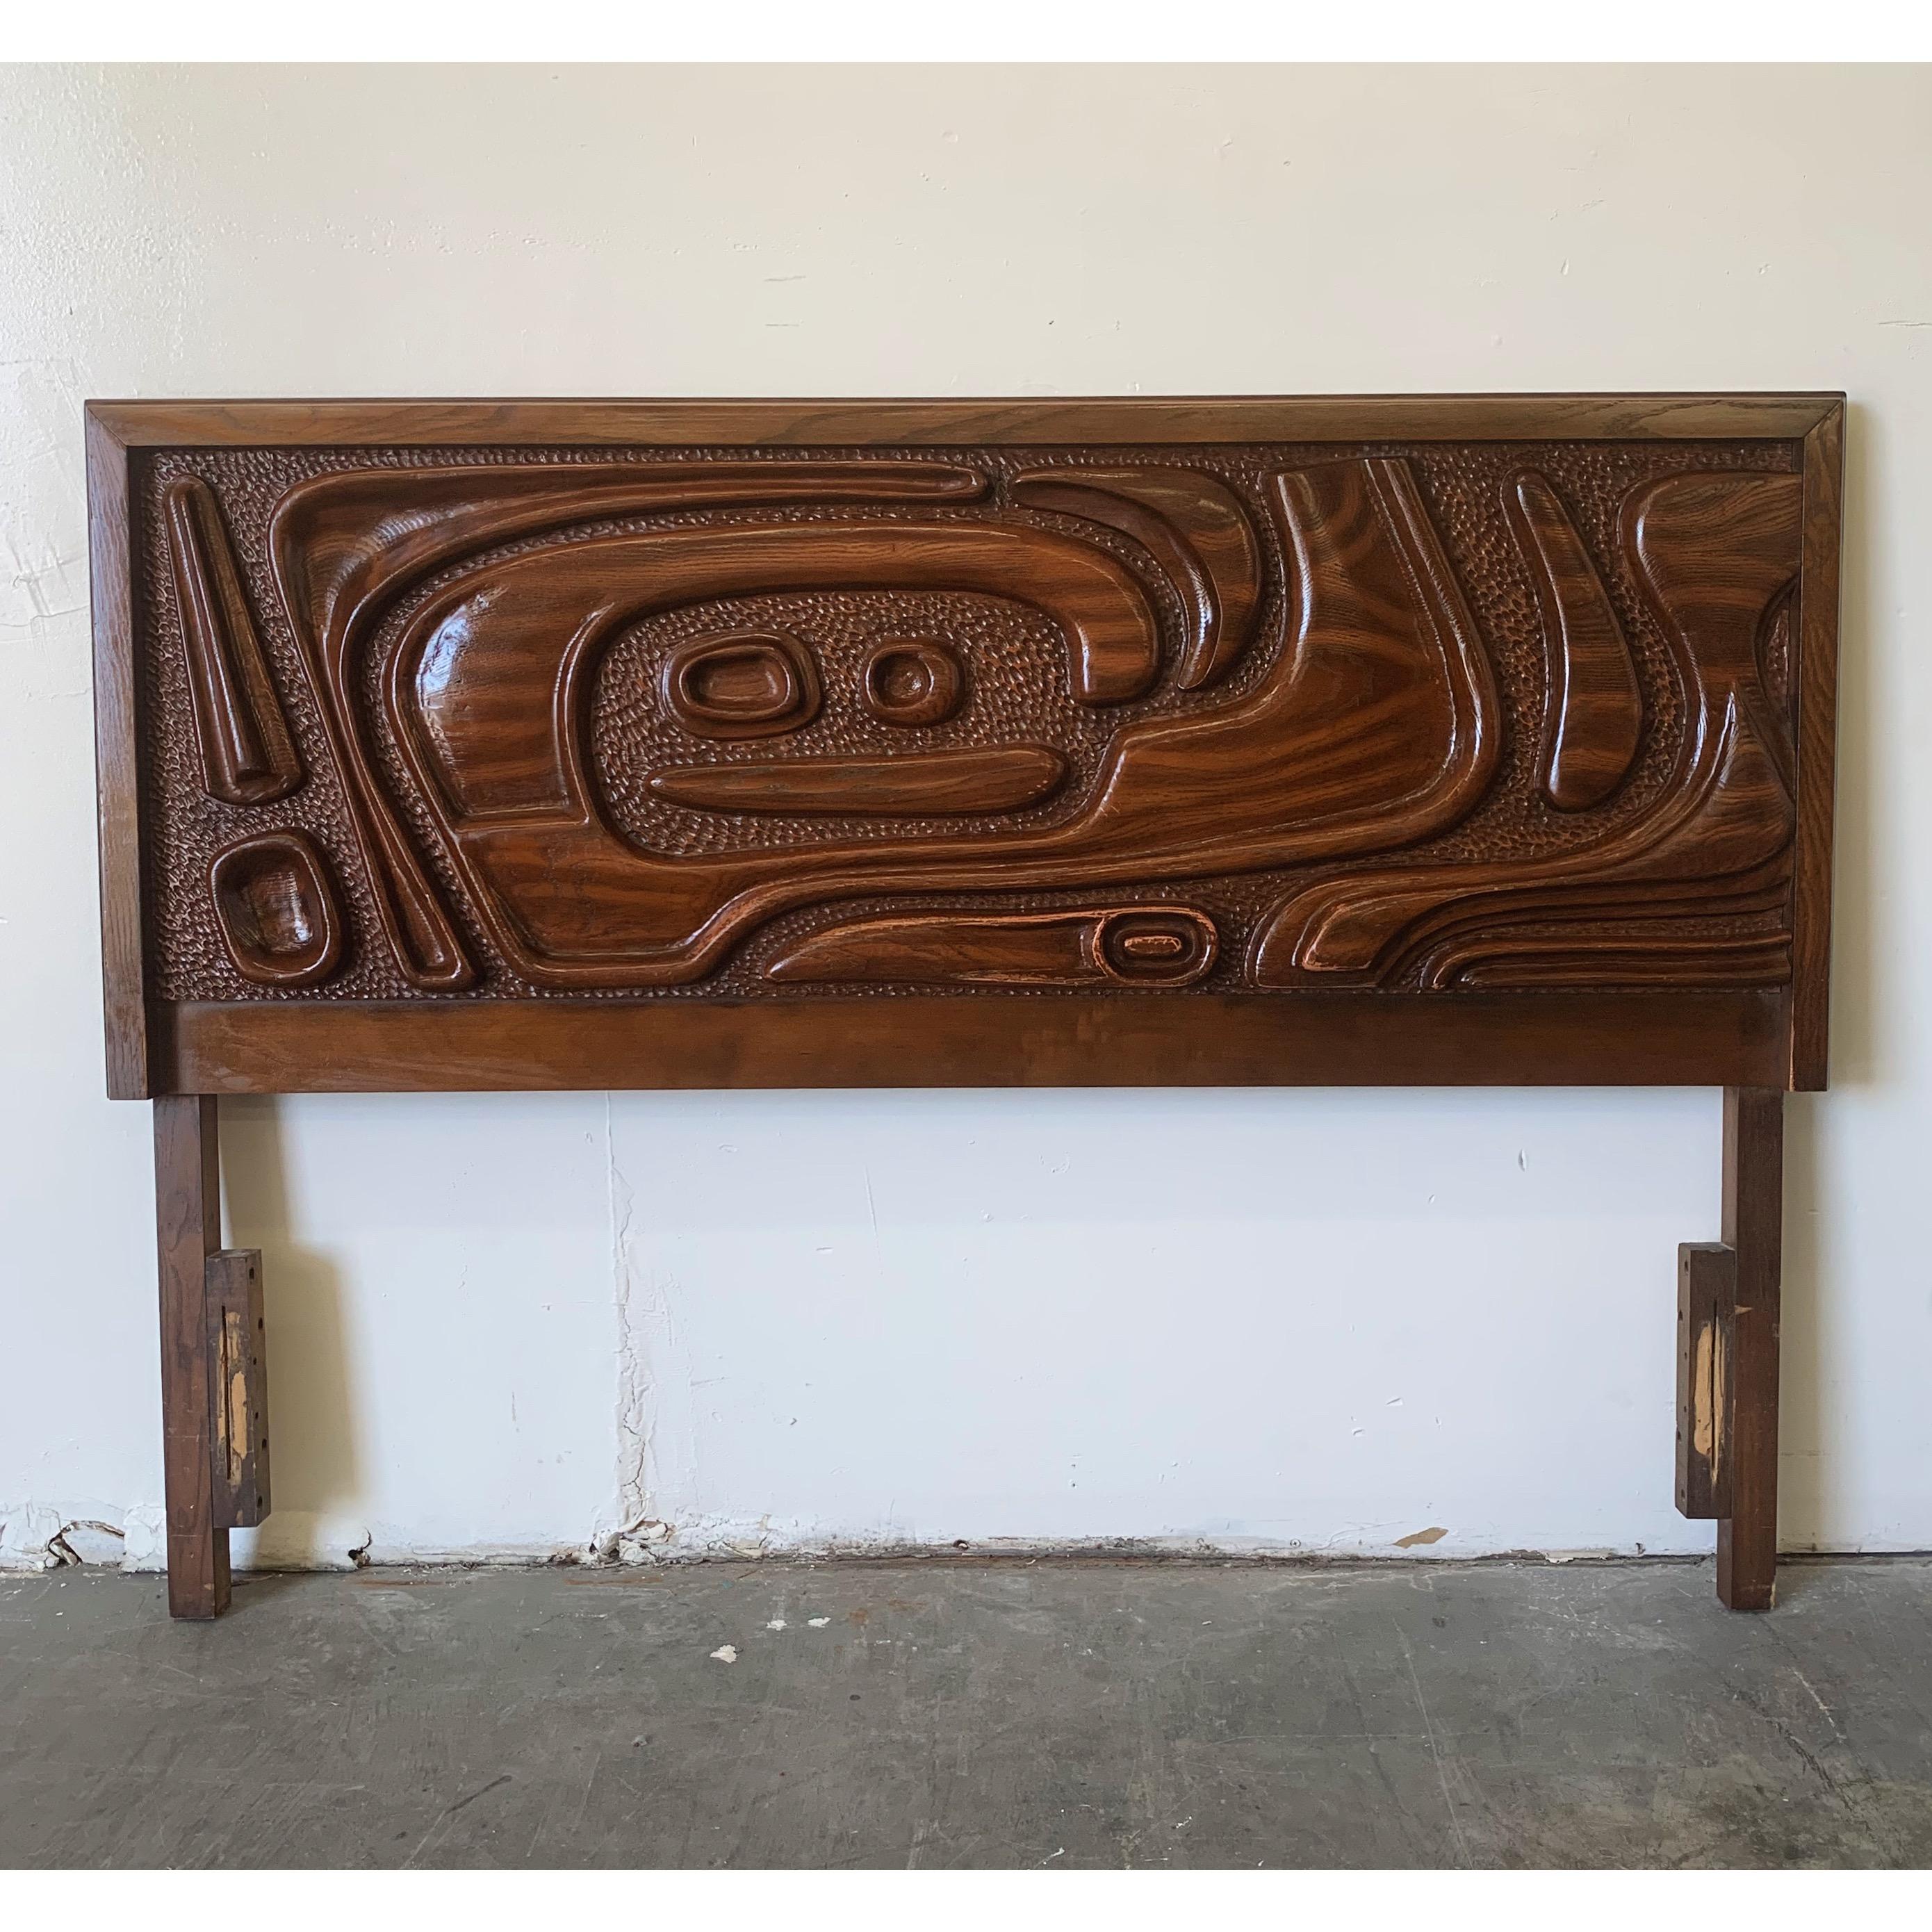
163;477;302;806
156;990;1790;1094
1676;1241;1733;1520
154;1095;228;1619
1252;470;1802;992
660;629;823;738
204;1247;270;1532
1505;470;1642;811
375;452;1496;990
88;414;147;1099
766;906;1220;989
1011;465;1263;688
860;637;967;726
87;393;1844;447
1717;1087;1785;1611
1790;402;1846;1090
208;830;344;988
267;458;987;992
646;746;1067;817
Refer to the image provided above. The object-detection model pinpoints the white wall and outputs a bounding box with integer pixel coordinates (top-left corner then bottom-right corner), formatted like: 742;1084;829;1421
2;64;1926;1571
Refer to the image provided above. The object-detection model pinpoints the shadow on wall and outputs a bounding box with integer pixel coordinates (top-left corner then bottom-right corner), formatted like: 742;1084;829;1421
218;1097;367;1569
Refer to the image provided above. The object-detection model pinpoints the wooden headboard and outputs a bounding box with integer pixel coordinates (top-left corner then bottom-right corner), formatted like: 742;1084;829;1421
88;394;1844;1619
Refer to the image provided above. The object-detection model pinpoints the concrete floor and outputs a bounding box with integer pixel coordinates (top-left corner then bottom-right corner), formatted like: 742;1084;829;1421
3;1557;1931;1868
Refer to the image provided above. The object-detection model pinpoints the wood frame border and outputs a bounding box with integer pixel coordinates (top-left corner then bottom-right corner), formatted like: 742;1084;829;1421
158;990;1792;1097
1790;401;1847;1089
88;410;148;1099
88;391;1841;450
88;391;1845;1102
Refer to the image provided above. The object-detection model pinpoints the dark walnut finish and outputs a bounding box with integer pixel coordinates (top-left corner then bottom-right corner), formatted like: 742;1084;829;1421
87;395;1844;1619
204;1246;271;1537
151;1095;229;1619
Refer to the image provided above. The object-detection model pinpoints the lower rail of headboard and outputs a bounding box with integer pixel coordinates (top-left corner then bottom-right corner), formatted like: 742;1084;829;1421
153;990;1794;1095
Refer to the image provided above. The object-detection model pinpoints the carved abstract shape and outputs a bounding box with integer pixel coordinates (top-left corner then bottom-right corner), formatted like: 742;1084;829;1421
1452;933;1794;989
767;906;1218;988
648;746;1066;816
269;459;990;990
208;831;343;988
1630;470;1805;795
1504;470;1642;810
404;518;1162;833
382;455;1496;988
165;477;302;805
1012;465;1263;688
1757;580;1797;740
861;637;965;726
1252;471;1803;990
662;631;821;739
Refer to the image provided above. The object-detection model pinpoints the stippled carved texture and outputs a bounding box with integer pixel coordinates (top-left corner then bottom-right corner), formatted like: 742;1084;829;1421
134;439;1801;1001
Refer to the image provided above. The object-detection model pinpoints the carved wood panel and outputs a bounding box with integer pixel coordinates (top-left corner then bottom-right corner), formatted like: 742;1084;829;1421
127;432;1808;1009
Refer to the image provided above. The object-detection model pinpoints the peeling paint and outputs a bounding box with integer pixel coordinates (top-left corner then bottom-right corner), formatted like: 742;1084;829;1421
1;1506;124;1571
593;1515;673;1567
47;1521;125;1567
0;357;89;653
561;1523;1699;1569
0;1505;162;1573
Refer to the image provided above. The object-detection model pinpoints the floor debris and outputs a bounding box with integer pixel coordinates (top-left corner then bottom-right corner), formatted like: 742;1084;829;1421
7;1559;1932;1868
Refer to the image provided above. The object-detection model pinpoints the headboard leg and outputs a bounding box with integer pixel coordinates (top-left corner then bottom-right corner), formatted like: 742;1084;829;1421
1714;1088;1785;1610
1676;1087;1785;1610
154;1095;231;1619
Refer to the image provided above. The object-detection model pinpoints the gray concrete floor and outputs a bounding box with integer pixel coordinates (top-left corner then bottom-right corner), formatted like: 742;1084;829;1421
3;1557;1931;1868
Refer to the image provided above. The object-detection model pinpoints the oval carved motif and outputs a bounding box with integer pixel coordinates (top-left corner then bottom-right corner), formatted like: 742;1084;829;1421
208;831;345;989
661;630;821;739
1092;908;1219;985
860;637;966;727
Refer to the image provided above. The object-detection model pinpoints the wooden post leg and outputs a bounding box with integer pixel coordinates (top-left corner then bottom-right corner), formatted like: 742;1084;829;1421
155;1095;229;1619
1716;1087;1784;1611
1677;1088;1784;1611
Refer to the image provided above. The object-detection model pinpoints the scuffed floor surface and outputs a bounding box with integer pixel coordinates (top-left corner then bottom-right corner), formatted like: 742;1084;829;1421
3;1557;1932;1868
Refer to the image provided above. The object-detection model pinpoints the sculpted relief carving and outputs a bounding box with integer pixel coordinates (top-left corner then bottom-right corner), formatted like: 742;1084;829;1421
1250;470;1801;990
138;440;1805;1001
